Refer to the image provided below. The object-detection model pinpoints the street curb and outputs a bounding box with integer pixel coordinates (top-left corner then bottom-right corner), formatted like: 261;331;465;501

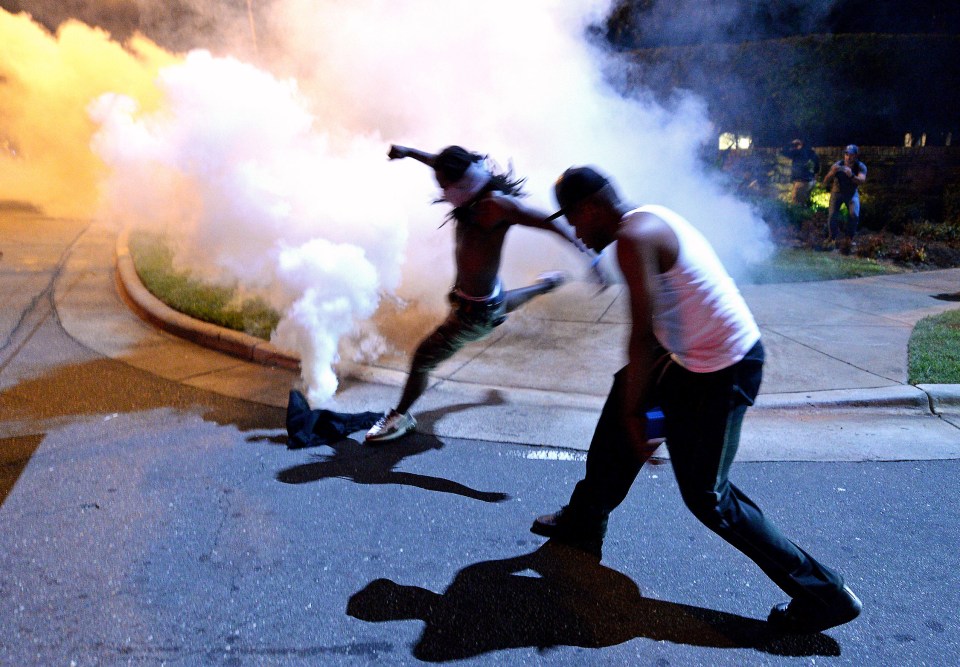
753;385;932;411
115;228;300;371
917;384;960;415
115;229;960;415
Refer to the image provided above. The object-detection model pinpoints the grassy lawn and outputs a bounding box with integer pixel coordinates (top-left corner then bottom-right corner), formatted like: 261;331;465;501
744;248;904;284
908;308;960;384
128;231;280;340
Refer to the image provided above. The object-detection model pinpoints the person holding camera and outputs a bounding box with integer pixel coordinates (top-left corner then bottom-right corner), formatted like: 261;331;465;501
824;144;868;249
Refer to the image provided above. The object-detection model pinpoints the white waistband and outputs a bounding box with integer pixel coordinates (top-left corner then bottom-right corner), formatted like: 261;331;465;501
453;280;502;302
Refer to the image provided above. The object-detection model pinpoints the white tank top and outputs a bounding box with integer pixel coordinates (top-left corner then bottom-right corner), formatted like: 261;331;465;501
629;205;760;372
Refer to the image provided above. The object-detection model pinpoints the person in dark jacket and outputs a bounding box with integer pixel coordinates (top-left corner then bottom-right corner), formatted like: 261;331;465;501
781;138;821;205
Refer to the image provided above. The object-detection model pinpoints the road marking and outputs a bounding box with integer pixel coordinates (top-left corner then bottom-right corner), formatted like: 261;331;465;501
511;449;587;462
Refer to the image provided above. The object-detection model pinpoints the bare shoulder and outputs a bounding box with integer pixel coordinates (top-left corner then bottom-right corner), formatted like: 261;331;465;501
616;210;676;274
619;210;668;245
475;192;512;213
474;193;529;228
615;214;653;266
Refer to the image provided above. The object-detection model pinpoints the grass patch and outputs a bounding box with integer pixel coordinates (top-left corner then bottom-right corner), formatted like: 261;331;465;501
908;309;960;384
745;248;904;284
128;231;280;340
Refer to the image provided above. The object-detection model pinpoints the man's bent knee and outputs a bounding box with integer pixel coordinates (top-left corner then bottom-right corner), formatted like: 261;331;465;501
681;490;732;531
411;341;455;374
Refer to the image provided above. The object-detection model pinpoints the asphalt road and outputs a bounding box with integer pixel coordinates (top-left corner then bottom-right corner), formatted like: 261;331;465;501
2;208;959;665
2;313;959;666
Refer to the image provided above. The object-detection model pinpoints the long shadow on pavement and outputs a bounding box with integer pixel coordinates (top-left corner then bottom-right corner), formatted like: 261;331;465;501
275;390;511;503
0;433;43;505
0;358;286;507
274;431;510;503
347;540;841;661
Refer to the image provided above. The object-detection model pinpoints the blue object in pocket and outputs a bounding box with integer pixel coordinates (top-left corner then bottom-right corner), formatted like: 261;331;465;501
645;407;665;440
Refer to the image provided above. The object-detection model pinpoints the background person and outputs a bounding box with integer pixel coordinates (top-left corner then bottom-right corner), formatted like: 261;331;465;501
780;138;821;205
823;144;867;249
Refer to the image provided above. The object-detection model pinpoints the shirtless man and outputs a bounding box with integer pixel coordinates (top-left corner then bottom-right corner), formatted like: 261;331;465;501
365;145;588;442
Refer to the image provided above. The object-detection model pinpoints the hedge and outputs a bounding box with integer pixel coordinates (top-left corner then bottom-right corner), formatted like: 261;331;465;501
616;34;960;147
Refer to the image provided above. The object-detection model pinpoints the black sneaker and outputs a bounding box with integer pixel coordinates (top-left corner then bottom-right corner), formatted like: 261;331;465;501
768;584;862;634
531;506;607;557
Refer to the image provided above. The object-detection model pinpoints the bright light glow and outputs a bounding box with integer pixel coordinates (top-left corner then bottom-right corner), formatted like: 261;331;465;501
719;132;752;150
0;11;178;215
810;187;831;210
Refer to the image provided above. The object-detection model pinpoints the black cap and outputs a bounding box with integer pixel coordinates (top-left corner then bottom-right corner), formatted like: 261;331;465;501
546;166;609;221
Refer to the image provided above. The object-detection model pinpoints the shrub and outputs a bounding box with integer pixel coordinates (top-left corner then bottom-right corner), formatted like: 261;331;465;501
853;233;886;259
891;239;927;264
808;185;830;212
752;197;815;232
904;220;960;244
944;184;960;223
923;244;960;267
875;199;926;233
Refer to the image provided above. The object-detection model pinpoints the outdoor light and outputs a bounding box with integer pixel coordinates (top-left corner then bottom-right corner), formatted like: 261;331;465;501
718;132;752;150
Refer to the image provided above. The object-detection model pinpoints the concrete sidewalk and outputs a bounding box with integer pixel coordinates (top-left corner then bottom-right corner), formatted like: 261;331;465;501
47;218;960;459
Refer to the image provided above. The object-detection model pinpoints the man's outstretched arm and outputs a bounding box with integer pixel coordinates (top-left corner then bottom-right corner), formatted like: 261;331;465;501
388;144;437;167
478;194;590;253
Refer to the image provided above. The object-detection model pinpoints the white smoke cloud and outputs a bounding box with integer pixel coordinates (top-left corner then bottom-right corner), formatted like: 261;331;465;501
89;49;416;405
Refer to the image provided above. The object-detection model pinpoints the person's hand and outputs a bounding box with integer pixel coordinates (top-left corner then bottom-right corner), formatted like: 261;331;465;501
387;145;409;160
570;235;590;255
841;166;853;177
586;250;615;292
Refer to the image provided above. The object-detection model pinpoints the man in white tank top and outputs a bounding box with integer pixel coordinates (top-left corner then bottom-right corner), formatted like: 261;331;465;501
531;166;862;634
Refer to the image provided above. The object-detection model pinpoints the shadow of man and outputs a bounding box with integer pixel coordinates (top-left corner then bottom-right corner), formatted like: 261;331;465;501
275;430;509;503
347;541;841;661
276;388;510;503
